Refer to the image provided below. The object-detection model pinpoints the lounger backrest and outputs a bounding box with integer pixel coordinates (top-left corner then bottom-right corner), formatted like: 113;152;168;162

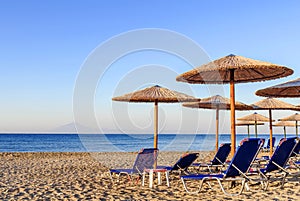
132;148;159;174
266;137;276;149
224;138;264;178
171;153;199;171
265;137;297;172
211;143;231;165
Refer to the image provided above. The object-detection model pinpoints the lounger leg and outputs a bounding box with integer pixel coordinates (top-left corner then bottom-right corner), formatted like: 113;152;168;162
158;172;161;185
207;182;213;189
207;166;212;173
258;172;268;190
264;175;271;190
142;172;145;186
149;170;153;188
109;172;113;180
135;175;141;185
216;179;226;194
280;173;288;189
117;174;120;183
199;179;206;191
244;182;250;191
166;171;170;187
127;174;131;183
217;179;246;196
239;180;246;195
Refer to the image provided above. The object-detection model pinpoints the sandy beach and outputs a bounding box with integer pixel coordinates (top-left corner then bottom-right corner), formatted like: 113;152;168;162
0;151;299;200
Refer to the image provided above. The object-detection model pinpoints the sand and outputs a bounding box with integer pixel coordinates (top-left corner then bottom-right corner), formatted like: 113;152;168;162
0;152;299;200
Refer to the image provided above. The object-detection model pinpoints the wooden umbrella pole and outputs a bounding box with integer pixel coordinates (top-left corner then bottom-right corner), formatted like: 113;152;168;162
296;121;298;137
283;126;286;138
154;100;158;149
269;109;273;156
230;69;236;157
247;125;250;138
255;121;258;138
215;107;219;152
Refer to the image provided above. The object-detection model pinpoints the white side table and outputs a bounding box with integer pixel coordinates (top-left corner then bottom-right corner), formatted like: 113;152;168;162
142;168;170;188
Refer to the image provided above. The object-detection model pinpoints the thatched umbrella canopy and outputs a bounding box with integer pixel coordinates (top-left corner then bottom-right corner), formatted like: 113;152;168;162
252;98;300;111
278;113;300;137
256;78;300;98
183;95;253;151
273;121;295;138
112;85;199;149
238;112;271;121
183;95;253;110
176;54;293;157
238;112;271;138
251;98;299;155
236;121;264;138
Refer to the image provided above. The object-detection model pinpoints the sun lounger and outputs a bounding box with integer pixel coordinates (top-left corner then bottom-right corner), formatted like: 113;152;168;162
181;138;264;196
248;137;298;190
157;152;199;175
109;148;159;183
141;152;199;188
192;143;231;172
263;137;276;152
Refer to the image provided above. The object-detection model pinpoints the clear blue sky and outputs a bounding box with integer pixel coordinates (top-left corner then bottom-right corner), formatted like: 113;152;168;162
0;1;300;134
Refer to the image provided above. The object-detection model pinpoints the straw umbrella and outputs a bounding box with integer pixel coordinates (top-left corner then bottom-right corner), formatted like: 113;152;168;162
176;54;293;157
237;112;270;137
256;78;300;136
273;121;295;138
112;85;199;149
278;113;300;137
256;78;300;98
182;95;253;152
251;98;300;155
236;121;264;138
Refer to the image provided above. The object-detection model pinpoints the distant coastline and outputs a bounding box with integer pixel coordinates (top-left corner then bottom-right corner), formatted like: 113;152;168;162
0;133;294;152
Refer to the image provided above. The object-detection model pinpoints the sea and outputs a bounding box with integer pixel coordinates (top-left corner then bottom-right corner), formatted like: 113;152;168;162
0;133;295;152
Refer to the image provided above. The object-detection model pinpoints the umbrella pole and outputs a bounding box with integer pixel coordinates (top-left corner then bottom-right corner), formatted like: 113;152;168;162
230;69;236;158
154;100;158;149
269;109;273;157
153;100;158;168
255;121;258;138
296;121;298;137
283;126;286;138
215;107;219;152
247;125;250;138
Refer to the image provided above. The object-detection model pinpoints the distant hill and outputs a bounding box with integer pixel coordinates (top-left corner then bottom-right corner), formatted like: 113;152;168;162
50;122;123;134
50;122;98;133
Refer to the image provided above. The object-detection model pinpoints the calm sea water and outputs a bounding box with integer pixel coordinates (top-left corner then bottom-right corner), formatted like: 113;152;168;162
0;133;295;152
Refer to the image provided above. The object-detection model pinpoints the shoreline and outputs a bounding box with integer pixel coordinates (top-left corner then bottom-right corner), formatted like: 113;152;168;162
0;152;299;200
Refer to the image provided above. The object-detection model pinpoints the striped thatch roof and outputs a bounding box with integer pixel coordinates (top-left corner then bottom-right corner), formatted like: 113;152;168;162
256;78;300;98
278;113;300;121
176;54;293;84
236;121;264;126
237;112;271;122
112;85;199;103
183;95;253;110
251;98;300;111
273;121;295;127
